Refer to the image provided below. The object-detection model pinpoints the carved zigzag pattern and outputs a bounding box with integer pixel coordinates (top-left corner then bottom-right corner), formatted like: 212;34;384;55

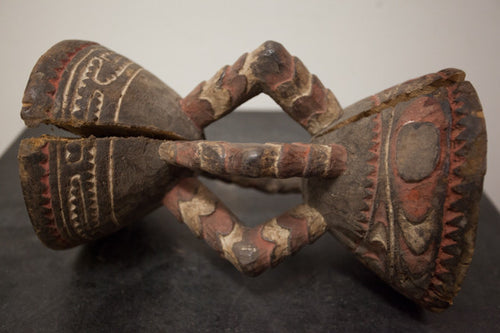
68;174;86;239
71;58;95;119
67;143;99;240
86;145;99;227
37;143;70;247
423;84;468;305
72;51;132;121
47;43;95;100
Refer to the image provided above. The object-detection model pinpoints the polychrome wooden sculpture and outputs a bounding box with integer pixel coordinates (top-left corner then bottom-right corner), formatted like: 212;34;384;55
18;40;486;312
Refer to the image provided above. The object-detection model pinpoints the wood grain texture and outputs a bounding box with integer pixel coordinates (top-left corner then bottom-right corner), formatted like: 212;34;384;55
18;40;487;313
21;40;202;140
18;135;186;248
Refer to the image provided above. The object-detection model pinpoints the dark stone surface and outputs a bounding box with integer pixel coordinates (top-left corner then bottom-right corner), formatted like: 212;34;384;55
1;112;499;332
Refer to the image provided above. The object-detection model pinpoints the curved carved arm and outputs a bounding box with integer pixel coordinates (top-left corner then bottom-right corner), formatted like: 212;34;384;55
180;41;343;135
162;177;327;276
159;141;347;178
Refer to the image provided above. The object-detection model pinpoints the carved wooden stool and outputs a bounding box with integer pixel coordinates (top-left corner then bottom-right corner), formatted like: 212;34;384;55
18;41;486;312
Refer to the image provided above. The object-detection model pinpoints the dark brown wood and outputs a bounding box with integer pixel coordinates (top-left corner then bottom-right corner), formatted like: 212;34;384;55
18;135;187;249
18;40;487;313
306;73;486;312
162;67;486;311
18;39;206;249
21;40;202;140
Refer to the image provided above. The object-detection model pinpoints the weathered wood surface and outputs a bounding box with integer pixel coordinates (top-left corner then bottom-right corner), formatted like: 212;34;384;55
21;40;202;140
18;135;185;249
18;40;486;312
159;141;347;178
163;177;326;276
181;41;342;135
306;73;486;311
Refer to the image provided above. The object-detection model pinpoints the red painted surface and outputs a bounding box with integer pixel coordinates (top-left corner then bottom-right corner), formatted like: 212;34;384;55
276;212;309;252
173;142;199;168
291;75;328;128
180;41;338;134
370;94;381;107
328;143;348;177
223;143;243;174
430;84;467;280
47;42;95;99
278;143;309;178
221;53;248;105
390;96;448;223
257;42;295;91
162;177;318;274
367;69;464;116
201;202;236;252
180;83;215;129
39;143;68;247
241;225;275;272
388;94;450;285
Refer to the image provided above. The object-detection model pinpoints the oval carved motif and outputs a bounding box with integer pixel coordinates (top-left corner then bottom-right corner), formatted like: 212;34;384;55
396;122;440;183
